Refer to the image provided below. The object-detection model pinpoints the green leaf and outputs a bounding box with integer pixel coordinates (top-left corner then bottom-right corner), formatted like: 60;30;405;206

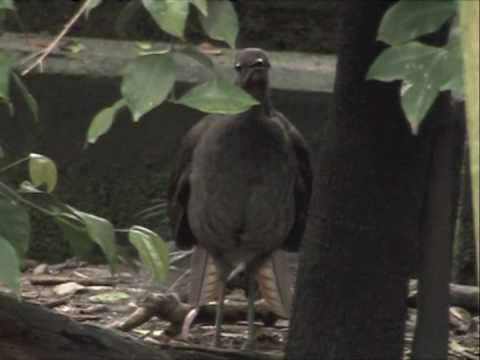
439;34;464;95
121;53;175;122
57;220;95;258
176;77;258;114
29;153;58;193
367;42;441;82
176;45;215;70
0;52;13;114
142;0;190;38
191;0;208;16
0;235;20;292
378;0;457;45
129;226;169;283
368;41;464;133
18;181;79;219
85;0;102;19
400;80;439;134
0;0;15;10
74;210;117;271
0;198;30;258
87;99;126;144
12;73;39;123
199;0;238;48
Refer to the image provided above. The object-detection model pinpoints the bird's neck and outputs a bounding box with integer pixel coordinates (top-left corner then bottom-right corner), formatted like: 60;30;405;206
249;88;273;116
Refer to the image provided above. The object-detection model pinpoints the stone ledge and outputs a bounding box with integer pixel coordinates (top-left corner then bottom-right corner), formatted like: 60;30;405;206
0;32;336;93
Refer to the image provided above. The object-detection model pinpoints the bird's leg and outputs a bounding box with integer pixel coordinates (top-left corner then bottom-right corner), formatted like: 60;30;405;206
214;280;226;347
243;270;257;351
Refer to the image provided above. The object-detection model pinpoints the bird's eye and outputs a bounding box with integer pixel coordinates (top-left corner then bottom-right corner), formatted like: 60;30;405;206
234;63;242;71
253;58;264;67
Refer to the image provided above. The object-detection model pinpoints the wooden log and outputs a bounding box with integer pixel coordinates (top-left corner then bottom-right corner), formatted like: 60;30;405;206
0;293;280;360
408;280;479;312
113;293;279;336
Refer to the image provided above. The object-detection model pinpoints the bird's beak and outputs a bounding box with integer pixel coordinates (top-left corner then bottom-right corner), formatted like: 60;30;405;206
236;66;269;90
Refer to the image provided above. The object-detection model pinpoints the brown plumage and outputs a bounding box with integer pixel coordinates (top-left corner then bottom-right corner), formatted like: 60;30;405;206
168;48;312;349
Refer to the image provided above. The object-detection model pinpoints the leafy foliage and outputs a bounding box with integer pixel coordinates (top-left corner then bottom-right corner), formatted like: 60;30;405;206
142;0;190;39
377;0;457;45
0;235;20;291
87;99;126;144
0;153;170;291
87;0;253;144
121;53;176;122
0;52;14;113
176;76;258;114
29;153;58;193
368;0;461;133
199;0;238;49
0;0;253;292
0;197;30;258
129;226;169;282
0;0;15;11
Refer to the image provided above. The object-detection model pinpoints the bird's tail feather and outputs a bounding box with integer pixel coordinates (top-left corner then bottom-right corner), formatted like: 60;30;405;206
189;246;220;306
256;249;292;318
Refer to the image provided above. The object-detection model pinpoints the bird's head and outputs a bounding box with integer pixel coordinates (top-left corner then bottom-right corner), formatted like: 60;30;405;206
234;48;271;102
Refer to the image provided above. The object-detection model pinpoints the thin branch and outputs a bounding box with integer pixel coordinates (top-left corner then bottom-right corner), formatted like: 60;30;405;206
21;0;93;76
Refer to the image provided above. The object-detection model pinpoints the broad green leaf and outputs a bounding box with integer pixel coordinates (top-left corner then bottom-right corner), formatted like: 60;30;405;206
378;0;457;45
142;0;190;38
57;220;95;258
87;99;126;144
29;153;58;193
0;0;15;10
176;45;215;70
439;34;464;95
400;80;439;134
191;0;208;16
18;181;79;219
12;73;39;123
367;42;442;82
176;77;258;114
121;53;175;122
199;0;238;48
0;52;13;113
129;226;169;282
0;235;20;292
368;41;464;133
0;198;30;258
85;0;102;18
75;210;117;271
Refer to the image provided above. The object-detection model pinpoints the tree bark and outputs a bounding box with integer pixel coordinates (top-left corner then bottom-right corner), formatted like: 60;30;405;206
286;1;437;359
411;98;465;360
0;293;278;360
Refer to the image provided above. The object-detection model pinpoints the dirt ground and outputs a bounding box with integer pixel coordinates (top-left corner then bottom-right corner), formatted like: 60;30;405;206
18;257;479;360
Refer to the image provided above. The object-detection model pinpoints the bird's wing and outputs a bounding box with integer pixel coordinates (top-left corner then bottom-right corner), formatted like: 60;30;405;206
256;249;292;318
189;246;221;306
167;116;216;249
274;112;313;251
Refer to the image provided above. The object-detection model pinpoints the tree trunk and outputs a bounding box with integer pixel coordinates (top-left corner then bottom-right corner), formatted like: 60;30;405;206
286;1;442;358
411;99;465;360
0;294;277;360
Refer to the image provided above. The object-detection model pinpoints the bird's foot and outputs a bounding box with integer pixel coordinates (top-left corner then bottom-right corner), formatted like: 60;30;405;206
180;307;199;340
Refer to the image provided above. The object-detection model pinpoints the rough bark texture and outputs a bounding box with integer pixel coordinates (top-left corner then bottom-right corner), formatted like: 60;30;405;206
286;1;435;359
0;294;278;360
